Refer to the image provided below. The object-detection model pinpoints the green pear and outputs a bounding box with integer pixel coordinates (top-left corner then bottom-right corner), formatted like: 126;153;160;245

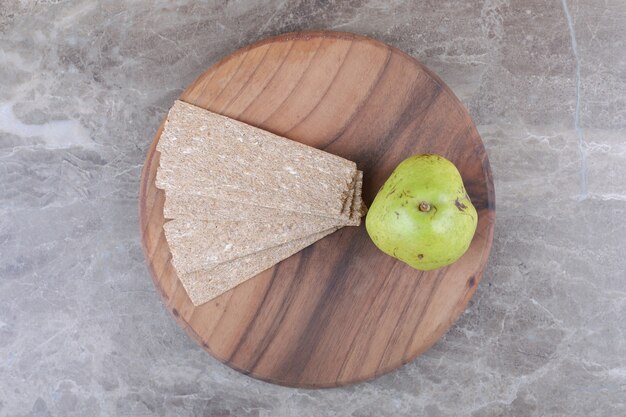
365;154;477;271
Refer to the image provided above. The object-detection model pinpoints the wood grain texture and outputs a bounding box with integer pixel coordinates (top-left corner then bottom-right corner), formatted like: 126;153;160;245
139;31;495;388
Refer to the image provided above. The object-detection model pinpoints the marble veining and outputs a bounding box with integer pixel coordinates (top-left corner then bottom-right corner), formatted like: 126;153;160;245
561;0;588;199
1;1;625;416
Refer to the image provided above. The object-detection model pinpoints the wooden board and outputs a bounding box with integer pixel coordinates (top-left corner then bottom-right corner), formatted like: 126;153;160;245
139;31;495;388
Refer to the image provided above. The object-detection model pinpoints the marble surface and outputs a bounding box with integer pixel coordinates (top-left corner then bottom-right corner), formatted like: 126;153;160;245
1;0;625;416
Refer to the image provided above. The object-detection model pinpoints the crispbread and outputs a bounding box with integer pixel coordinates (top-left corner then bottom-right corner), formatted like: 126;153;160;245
349;171;364;225
341;170;357;216
179;227;339;305
164;215;341;275
156;100;356;218
155;100;365;305
162;192;356;225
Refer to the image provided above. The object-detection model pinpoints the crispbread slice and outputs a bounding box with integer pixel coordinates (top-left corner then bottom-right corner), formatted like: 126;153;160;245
162;192;355;225
157;152;354;221
349;171;364;225
179;227;339;305
164;215;341;275
341;170;357;216
156;100;356;218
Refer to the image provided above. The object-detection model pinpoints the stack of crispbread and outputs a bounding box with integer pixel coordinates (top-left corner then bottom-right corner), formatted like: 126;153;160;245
155;100;365;306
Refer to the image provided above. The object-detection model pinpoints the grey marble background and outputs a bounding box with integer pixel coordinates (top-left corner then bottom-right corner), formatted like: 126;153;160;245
1;0;625;416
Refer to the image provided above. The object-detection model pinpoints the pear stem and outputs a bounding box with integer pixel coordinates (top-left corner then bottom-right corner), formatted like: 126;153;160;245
419;201;431;212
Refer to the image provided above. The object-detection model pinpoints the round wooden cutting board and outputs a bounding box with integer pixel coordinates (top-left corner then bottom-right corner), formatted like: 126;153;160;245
139;31;495;388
